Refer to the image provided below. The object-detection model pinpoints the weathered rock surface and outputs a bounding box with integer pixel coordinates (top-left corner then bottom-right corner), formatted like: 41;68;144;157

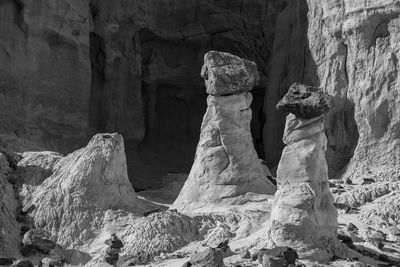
263;0;400;182
172;51;275;212
16;151;63;186
201;51;259;95
0;153;20;257
276;83;333;119
339;0;400;183
268;86;345;262
189;247;225;267
335;182;400;209
258;247;298;267
86;211;199;266
11;260;33;267
22;229;56;254
360;191;400;234
18;133;144;249
0;0;91;153
121;212;199;263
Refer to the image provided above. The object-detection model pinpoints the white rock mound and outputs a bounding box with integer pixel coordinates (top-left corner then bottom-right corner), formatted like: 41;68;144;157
18;133;145;249
171;51;276;213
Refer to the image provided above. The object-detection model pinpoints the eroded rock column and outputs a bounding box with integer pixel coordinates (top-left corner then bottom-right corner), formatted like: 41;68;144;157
269;83;345;262
171;51;276;212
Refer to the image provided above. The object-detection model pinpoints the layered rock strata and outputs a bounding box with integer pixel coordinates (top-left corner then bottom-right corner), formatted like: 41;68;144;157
268;83;345;262
172;51;276;212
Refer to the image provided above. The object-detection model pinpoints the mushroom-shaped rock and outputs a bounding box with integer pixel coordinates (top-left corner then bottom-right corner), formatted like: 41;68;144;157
172;51;275;212
201;51;259;95
268;84;347;262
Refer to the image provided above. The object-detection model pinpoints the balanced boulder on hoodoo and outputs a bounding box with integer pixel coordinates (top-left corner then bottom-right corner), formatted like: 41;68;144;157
268;83;347;262
171;51;276;213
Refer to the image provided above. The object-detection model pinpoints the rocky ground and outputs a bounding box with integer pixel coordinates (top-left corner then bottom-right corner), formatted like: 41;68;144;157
0;136;398;267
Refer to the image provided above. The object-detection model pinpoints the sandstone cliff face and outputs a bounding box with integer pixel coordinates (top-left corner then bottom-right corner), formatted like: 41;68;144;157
0;0;91;152
264;0;400;183
306;0;400;182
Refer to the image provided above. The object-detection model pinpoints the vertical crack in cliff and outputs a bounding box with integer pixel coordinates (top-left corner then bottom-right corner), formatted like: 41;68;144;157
59;5;71;31
14;0;27;39
343;42;349;90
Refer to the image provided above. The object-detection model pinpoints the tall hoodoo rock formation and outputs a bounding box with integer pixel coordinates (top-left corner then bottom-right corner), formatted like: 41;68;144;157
269;83;345;262
171;51;276;213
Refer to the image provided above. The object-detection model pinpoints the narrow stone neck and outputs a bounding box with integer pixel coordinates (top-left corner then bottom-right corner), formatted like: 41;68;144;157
201;92;253;133
283;113;325;145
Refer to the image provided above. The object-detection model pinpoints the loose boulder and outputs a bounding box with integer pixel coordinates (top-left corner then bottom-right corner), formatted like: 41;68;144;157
22;229;56;254
189;247;225;267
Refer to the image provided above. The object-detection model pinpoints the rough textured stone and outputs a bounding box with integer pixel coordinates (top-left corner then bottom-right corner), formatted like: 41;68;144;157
18;133;145;249
22;229;56;254
171;52;276;212
12;260;33;267
0;0;91;153
339;1;400;183
0;153;20;257
120;211;199;265
268;89;346;262
262;255;286;267
258;247;298;267
40;258;63;267
360;191;400;234
201;51;259;95
17;152;63;185
276;83;333;119
189;247;225;267
335;182;400;209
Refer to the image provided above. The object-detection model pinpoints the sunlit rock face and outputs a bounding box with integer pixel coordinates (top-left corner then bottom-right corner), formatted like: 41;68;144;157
339;0;400;183
171;51;276;213
268;83;346;262
18;133;145;250
263;0;400;182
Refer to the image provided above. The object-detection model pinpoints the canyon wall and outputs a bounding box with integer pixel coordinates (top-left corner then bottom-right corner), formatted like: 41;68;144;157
0;0;399;187
0;0;284;188
264;0;400;182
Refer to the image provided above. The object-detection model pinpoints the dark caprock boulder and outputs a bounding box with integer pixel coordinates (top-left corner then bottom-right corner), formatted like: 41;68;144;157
276;82;333;119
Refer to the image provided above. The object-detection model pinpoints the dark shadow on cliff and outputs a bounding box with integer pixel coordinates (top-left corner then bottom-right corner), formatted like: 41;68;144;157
87;1;289;189
263;0;359;178
263;0;318;175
